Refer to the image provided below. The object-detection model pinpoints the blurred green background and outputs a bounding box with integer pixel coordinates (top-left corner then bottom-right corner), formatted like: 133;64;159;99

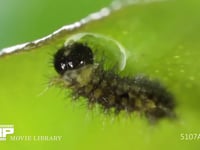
0;0;112;49
0;0;200;150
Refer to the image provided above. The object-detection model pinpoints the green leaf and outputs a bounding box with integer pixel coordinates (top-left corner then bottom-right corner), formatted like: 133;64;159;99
0;0;199;149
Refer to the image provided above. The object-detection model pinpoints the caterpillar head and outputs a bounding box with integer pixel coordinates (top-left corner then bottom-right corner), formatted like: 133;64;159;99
53;33;127;88
54;42;95;87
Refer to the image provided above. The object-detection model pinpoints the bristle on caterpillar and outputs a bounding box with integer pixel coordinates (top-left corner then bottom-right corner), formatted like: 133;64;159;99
53;41;176;122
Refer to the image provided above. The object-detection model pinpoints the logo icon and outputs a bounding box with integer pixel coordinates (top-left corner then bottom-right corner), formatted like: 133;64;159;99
0;125;14;141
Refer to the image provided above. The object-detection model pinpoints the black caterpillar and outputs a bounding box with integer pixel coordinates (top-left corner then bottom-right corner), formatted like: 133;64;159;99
53;42;176;122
